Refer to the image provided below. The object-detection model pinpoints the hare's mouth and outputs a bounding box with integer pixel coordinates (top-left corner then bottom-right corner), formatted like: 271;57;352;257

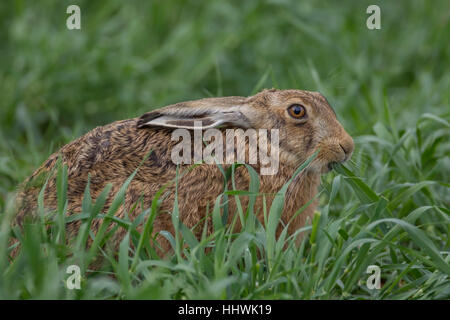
327;161;338;172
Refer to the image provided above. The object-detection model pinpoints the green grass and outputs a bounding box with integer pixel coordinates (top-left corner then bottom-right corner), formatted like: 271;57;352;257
0;0;449;299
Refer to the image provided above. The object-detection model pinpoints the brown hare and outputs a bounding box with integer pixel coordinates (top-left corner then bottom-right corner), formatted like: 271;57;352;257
14;88;354;254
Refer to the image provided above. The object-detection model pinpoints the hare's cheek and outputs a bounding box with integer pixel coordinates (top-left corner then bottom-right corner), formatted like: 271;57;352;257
303;135;315;151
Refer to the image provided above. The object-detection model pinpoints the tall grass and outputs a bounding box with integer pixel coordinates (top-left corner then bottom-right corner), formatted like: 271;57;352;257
0;0;449;299
1;110;449;299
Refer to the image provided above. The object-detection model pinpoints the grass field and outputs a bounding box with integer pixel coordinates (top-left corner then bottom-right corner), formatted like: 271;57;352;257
0;0;449;299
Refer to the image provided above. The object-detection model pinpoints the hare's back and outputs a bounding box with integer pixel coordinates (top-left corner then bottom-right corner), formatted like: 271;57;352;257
16;118;169;223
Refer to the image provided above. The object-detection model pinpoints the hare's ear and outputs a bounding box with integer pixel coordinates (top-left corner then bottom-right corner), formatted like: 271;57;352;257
137;104;252;130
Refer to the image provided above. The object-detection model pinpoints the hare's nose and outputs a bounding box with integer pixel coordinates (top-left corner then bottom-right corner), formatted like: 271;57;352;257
339;135;354;160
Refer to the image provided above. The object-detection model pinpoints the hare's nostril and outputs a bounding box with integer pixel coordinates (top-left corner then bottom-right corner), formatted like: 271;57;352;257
339;138;354;157
339;143;348;155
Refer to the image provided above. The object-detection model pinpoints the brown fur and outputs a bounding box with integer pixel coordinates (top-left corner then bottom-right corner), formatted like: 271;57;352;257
12;89;354;257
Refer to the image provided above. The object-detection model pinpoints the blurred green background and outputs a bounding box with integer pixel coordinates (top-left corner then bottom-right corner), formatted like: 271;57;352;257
0;0;449;206
0;0;449;300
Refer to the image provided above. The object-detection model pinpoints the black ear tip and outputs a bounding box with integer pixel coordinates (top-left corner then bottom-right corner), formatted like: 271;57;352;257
137;111;160;128
136;119;147;128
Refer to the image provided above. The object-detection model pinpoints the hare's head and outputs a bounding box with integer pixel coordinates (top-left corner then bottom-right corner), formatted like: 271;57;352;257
138;89;353;174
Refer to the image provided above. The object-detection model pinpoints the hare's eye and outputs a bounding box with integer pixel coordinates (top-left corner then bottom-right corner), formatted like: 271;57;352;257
288;104;306;119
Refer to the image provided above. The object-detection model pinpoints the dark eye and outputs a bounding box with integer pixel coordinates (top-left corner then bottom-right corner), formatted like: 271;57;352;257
288;104;306;119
